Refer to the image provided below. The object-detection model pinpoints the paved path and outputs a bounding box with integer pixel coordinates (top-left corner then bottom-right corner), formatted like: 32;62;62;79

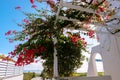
31;77;42;80
31;77;54;80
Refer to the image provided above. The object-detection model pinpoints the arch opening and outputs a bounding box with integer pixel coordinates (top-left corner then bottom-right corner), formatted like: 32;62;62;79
95;53;104;76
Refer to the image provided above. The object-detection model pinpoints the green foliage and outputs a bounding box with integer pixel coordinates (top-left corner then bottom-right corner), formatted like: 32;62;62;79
40;35;85;77
57;36;84;77
32;72;36;78
23;72;37;80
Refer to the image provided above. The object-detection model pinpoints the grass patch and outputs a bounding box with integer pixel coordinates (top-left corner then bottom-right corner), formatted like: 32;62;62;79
72;72;104;77
23;72;104;80
98;72;104;76
72;73;87;76
23;72;40;80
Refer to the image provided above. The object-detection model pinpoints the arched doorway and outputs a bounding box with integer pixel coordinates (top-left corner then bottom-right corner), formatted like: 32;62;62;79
87;52;104;76
95;53;104;76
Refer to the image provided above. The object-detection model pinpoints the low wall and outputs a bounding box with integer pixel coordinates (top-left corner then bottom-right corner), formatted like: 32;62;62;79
58;76;112;80
1;74;23;80
0;60;23;80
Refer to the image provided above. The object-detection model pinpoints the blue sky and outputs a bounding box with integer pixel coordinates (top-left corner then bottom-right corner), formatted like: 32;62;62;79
0;1;50;72
0;0;98;56
0;0;48;54
0;0;31;54
0;0;97;54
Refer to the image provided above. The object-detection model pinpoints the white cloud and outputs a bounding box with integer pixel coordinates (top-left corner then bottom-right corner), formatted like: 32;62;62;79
76;52;104;73
76;60;88;73
24;62;43;71
76;60;104;73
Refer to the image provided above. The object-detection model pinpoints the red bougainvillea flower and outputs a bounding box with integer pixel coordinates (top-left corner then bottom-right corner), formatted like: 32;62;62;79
71;37;79;43
25;37;29;40
13;45;46;66
46;0;55;11
31;5;37;8
80;38;87;47
8;51;16;58
87;30;95;38
35;60;39;63
23;19;30;24
39;46;46;53
13;30;17;34
98;6;104;12
15;49;35;66
15;6;21;10
46;0;55;6
30;0;34;4
5;30;12;35
70;34;87;47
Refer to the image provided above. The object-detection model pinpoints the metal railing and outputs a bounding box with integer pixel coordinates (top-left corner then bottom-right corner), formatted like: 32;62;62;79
0;60;23;78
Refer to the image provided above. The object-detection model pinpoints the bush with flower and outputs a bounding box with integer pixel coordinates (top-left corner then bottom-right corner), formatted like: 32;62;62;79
5;0;115;77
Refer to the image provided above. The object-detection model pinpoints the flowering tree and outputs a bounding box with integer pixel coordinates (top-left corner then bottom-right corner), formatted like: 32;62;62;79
5;0;116;77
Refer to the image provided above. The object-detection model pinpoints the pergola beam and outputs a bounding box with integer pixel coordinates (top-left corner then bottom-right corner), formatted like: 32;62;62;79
61;2;95;14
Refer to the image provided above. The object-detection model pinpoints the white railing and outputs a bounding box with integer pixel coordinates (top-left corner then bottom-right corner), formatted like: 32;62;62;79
0;60;23;79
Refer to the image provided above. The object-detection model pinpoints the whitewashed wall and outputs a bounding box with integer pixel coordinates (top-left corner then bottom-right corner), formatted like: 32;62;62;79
0;60;23;80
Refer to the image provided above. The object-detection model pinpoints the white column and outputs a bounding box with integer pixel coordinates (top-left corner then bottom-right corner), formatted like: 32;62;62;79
87;52;98;76
53;37;58;78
